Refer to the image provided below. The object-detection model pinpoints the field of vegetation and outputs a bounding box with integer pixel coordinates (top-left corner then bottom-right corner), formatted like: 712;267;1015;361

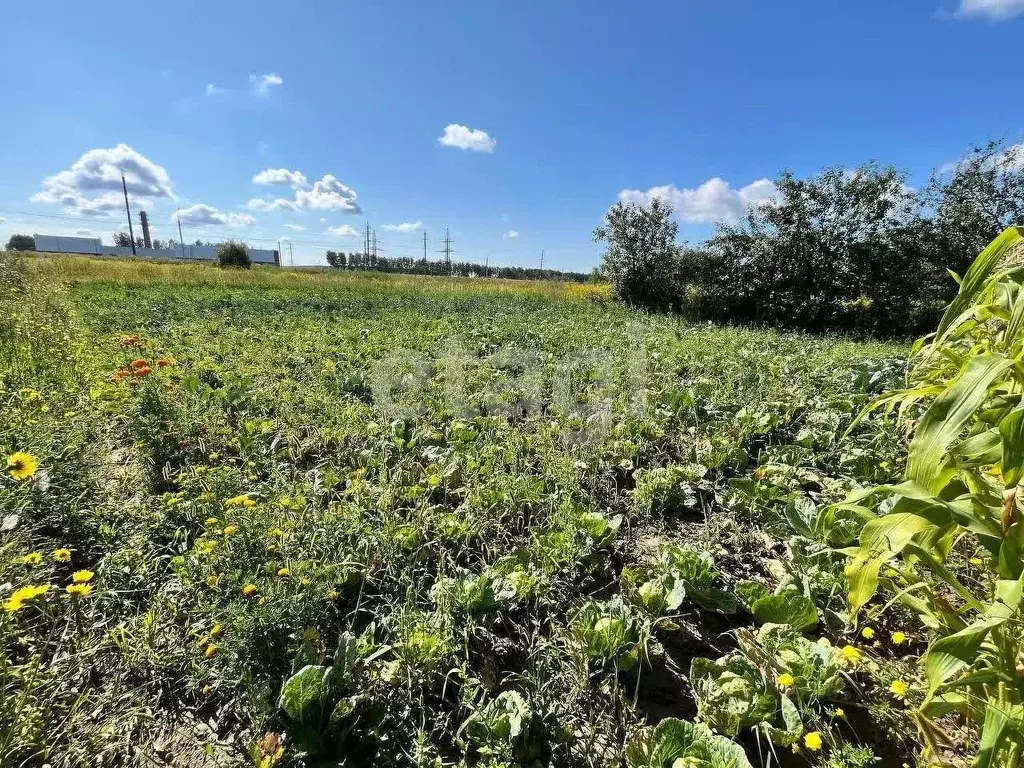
1;238;1022;768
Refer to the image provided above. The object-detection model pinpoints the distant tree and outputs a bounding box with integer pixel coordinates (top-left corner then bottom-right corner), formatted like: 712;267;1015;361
113;231;134;247
151;239;165;250
593;197;681;310
216;241;251;269
5;234;35;252
326;250;343;268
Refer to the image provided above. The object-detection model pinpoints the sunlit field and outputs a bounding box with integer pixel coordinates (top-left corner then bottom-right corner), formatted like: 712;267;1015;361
1;252;946;768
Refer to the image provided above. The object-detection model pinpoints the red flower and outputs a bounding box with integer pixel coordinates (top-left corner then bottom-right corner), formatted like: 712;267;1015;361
130;359;148;370
156;358;176;368
134;365;153;377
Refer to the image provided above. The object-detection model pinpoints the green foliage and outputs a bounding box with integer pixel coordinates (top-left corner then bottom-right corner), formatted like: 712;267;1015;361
624;717;753;768
4;234;34;252
216;241;252;269
593;197;681;311
844;227;1024;766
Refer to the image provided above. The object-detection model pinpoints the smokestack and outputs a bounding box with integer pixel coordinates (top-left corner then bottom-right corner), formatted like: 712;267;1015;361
139;210;152;249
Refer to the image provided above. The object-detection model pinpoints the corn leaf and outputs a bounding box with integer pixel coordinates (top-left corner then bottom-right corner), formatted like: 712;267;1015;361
937;227;1023;339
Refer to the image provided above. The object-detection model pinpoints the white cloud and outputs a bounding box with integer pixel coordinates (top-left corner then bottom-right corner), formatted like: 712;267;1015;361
32;144;175;216
295;175;362;213
327;224;359;237
250;73;283;96
956;0;1024;19
619;177;778;224
205;83;223;96
503;230;520;239
173;204;256;228
284;224;305;231
319;217;327;223
382;220;423;232
252;168;307;188
438;123;496;153
247;197;301;212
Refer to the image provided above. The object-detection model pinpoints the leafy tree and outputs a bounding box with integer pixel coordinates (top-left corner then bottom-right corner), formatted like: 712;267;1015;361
216;241;251;269
326;250;343;268
593;197;681;310
700;164;932;335
113;231;134;247
5;234;34;252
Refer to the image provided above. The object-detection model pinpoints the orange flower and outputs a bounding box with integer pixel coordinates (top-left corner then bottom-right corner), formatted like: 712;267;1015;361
118;334;141;347
134;366;153;377
156;357;176;367
130;359;148;370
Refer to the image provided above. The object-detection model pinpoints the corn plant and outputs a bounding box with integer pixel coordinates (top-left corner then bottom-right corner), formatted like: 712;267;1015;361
844;227;1024;767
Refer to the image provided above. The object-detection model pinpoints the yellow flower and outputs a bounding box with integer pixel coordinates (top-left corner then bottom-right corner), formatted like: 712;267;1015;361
204;643;218;658
328;590;340;601
834;708;845;718
206;574;220;588
266;543;277;553
72;570;94;583
803;731;823;752
225;495;251;507
269;528;284;538
969;557;983;566
205;517;219;526
277;567;291;577
7;451;39;481
211;623;224;638
891;631;908;646
889;680;910;699
242;498;256;507
21;552;42;566
242;583;258;598
776;673;796;688
3;584;50;612
66;583;93;598
53;548;72;562
840;645;862;665
222;524;239;536
861;627;875;640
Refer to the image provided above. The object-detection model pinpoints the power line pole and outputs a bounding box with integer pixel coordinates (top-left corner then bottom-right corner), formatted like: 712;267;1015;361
278;240;282;267
423;230;428;262
288;241;294;266
176;209;185;258
540;249;545;271
372;230;377;260
364;222;371;259
440;228;452;274
121;173;136;255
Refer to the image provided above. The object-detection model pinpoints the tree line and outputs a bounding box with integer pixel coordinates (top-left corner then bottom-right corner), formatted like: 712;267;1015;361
595;140;1024;337
325;250;590;283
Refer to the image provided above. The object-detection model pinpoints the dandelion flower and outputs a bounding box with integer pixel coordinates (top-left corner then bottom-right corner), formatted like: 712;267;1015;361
53;548;72;562
776;673;796;688
242;583;258;598
204;644;218;658
205;517;219;526
328;590;340;601
222;524;238;536
211;623;224;638
269;528;284;538
206;574;220;588
225;495;251;508
7;452;39;481
242;497;256;507
21;552;42;566
861;627;875;640
66;583;93;598
803;732;823;751
72;570;94;584
891;631;908;645
277;567;290;577
889;680;910;700
834;708;845;718
840;645;862;665
4;584;49;612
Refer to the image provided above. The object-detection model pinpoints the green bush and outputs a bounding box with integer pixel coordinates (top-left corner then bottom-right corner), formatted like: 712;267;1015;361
216;241;251;269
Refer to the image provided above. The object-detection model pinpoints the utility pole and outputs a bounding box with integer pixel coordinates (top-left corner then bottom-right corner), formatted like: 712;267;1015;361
540;249;545;271
372;230;377;260
423;230;428;262
440;228;452;274
288;241;294;266
364;222;371;259
121;173;136;255
278;240;282;267
177;210;185;259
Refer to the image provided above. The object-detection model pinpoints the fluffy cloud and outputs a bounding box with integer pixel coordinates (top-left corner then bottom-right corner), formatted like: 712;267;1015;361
252;168;307;188
382;220;423;232
247;197;301;212
296;175;362;213
173;204;256;228
957;0;1024;18
438;124;496;153
503;230;520;239
619;177;778;224
327;224;359;237
250;73;283;96
32;144;174;216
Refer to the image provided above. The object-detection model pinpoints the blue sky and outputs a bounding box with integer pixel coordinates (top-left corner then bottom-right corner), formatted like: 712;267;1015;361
1;0;1022;270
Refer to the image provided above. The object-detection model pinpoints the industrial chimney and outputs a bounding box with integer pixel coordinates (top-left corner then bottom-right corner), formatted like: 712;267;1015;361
139;210;152;249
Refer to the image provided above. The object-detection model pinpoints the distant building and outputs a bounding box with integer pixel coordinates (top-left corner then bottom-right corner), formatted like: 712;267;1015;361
32;234;279;265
